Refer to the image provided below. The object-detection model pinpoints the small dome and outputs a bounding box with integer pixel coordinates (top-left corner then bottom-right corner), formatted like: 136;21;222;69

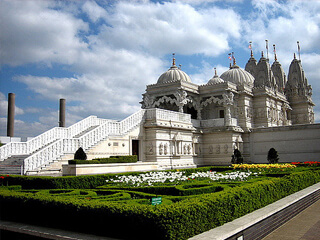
207;68;224;84
157;65;191;84
220;65;254;86
157;55;191;84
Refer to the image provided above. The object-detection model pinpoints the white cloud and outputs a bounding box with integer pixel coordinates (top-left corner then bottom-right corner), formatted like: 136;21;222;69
82;1;107;23
97;1;241;56
14;48;164;120
0;0;88;66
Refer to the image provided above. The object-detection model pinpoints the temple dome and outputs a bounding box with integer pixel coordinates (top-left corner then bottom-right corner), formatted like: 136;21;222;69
207;69;224;84
220;65;254;86
157;65;192;84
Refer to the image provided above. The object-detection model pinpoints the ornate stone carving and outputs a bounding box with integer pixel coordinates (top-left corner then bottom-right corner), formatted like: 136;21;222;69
147;142;154;155
164;143;168;155
216;144;220;154
187;144;191;154
183;144;187;155
159;143;164;155
223;92;234;106
142;93;154;109
224;144;228;154
174;89;190;112
209;145;213;154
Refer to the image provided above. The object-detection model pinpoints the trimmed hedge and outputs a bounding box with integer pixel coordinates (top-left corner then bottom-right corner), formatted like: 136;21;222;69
1;170;320;239
102;183;224;196
69;155;138;164
0;166;229;190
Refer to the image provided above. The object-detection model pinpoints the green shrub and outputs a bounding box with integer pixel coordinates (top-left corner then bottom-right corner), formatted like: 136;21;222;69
268;148;279;164
69;155;138;164
231;149;244;164
74;147;87;160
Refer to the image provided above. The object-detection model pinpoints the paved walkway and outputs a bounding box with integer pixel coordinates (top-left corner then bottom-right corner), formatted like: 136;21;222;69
262;199;320;240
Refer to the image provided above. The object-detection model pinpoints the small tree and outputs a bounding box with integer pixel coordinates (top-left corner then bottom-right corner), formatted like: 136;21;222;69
74;147;87;160
231;149;243;164
267;148;279;164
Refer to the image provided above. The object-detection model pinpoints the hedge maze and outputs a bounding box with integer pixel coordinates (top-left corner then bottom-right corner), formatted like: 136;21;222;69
1;164;320;240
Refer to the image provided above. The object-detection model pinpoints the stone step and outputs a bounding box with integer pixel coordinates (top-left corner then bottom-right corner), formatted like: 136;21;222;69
73;125;99;138
0;165;22;175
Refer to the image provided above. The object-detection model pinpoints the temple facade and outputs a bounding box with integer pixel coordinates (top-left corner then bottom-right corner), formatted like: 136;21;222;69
138;52;315;167
1;50;319;175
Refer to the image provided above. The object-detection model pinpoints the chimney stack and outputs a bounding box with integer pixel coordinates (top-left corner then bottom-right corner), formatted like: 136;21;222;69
7;93;15;137
59;98;66;127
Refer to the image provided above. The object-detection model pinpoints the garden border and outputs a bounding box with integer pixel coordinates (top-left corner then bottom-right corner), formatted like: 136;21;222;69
190;181;320;240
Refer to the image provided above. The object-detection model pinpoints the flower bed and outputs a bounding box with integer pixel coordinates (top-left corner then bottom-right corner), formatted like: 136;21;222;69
106;170;258;187
233;163;296;170
291;161;320;166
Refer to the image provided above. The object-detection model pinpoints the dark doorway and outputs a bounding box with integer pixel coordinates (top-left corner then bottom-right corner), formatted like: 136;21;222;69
219;110;225;118
185;106;198;119
132;140;139;160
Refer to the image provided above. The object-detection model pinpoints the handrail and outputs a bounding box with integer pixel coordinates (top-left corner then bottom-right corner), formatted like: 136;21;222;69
22;109;192;174
23;111;147;173
0;115;99;161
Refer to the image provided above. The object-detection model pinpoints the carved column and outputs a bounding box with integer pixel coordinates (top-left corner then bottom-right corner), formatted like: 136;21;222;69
223;92;234;127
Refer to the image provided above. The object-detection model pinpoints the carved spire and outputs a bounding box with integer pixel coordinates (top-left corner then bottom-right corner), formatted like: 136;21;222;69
271;44;286;92
254;50;277;89
245;45;257;75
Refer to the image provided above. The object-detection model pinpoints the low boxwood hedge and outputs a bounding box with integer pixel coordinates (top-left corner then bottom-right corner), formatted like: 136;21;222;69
1;170;320;239
102;183;224;196
0;166;229;190
69;155;138;164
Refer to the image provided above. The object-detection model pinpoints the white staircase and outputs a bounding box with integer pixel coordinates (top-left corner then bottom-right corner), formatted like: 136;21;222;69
0;110;147;175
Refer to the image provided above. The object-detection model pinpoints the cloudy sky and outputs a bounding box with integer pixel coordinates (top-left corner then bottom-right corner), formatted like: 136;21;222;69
1;0;320;139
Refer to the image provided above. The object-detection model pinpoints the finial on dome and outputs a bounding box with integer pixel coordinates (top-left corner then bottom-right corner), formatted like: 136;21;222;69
294;52;296;59
297;41;301;61
179;64;182;70
273;44;277;61
265;39;269;60
261;51;264;58
214;67;218;77
172;53;176;66
232;52;236;66
249;41;253;57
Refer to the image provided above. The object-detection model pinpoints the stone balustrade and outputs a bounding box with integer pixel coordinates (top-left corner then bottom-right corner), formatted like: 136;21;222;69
0;115;99;161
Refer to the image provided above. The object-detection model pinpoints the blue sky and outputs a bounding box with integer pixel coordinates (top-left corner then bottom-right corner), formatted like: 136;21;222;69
1;0;320;139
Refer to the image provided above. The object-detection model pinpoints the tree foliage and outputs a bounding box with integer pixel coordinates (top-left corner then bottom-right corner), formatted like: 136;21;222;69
268;148;279;164
231;149;244;164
